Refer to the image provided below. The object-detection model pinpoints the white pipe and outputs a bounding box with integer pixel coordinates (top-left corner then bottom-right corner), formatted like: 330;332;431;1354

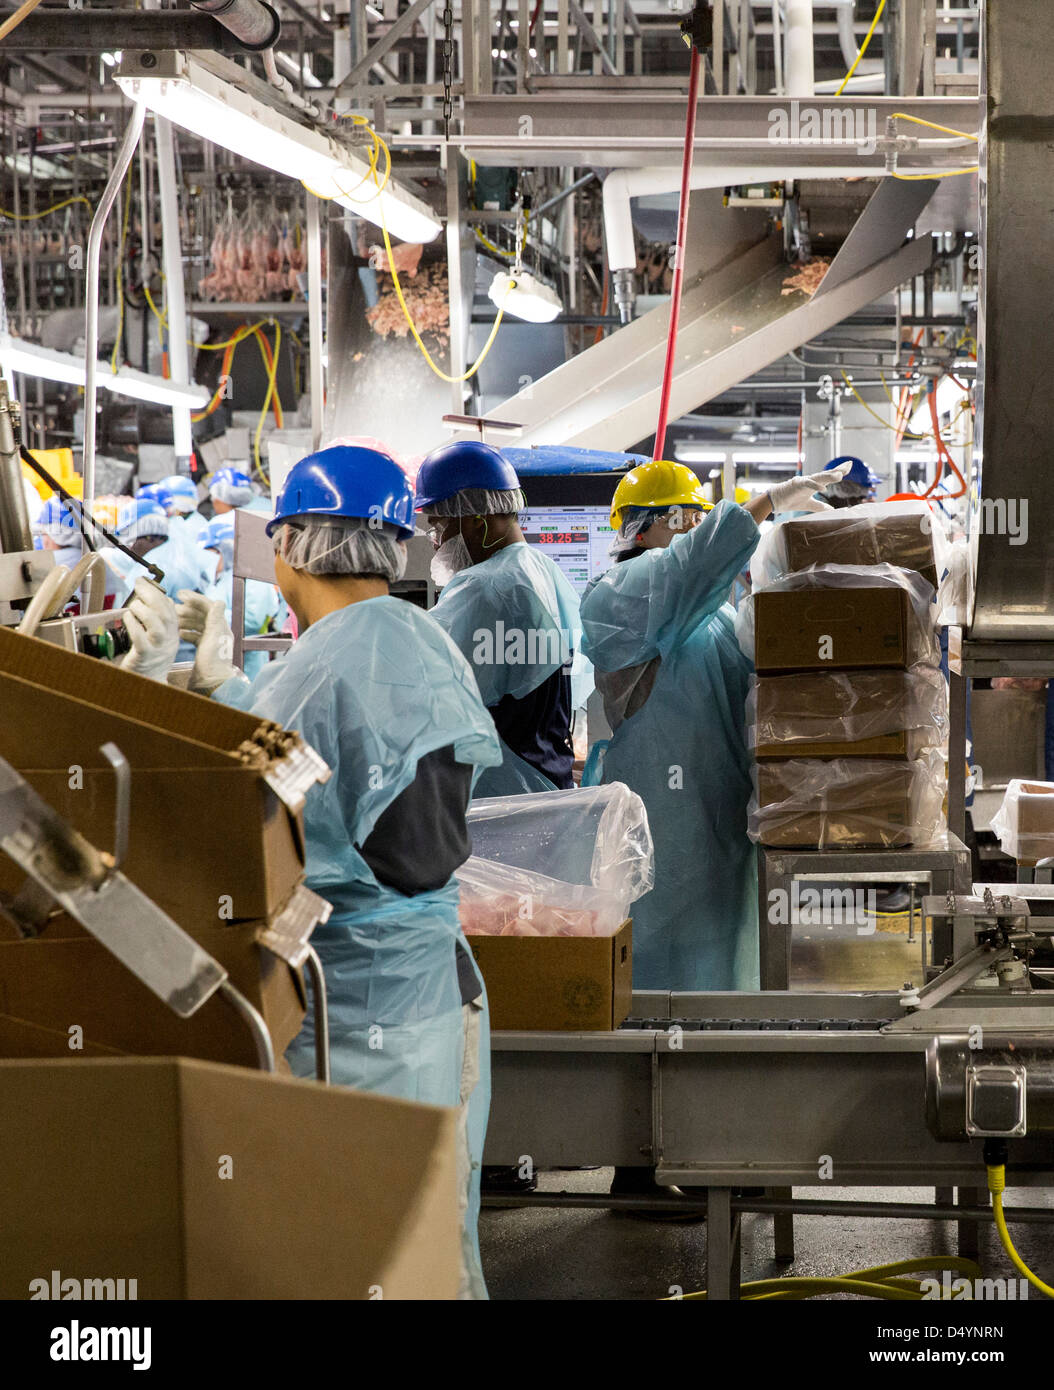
153;115;194;467
307;194;324;453
785;0;815;98
84;102;146;526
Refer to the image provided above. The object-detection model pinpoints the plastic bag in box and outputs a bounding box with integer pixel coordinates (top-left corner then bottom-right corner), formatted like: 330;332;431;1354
749;499;949;593
746;666;948;752
990;780;1054;865
465;782;653;910
456;856;625;937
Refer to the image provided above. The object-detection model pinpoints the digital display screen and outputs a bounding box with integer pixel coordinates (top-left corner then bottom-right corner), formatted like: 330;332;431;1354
521;506;616;593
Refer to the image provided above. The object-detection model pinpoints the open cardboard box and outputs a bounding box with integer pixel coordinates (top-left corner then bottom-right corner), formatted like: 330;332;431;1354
0;626;309;926
0;1057;460;1299
468;920;632;1031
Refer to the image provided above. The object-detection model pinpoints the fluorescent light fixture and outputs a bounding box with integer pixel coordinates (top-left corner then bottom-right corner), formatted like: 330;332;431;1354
673;446;729;464
114;51;442;244
0;336;209;409
489;269;562;323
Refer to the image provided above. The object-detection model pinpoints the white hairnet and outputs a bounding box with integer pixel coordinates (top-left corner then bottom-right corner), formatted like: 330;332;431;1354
274;517;408;581
211;479;255;507
425;486;526;518
827;479;873;501
119;515;170;542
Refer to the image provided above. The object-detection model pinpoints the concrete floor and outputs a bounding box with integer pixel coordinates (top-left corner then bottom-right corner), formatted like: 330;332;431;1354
481;910;1054;1300
480;1174;1054;1300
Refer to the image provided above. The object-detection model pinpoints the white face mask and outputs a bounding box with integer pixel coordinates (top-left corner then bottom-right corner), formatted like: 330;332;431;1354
430;532;474;586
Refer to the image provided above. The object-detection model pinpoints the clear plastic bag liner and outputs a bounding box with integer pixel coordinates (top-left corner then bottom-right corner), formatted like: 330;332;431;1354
465;782;654;906
749;500;950;593
748;750;946;849
746;666;948;749
456;855;626;937
735;562;941;666
990;779;1054;864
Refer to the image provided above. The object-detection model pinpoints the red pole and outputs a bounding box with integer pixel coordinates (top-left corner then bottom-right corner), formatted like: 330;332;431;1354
652;45;702;462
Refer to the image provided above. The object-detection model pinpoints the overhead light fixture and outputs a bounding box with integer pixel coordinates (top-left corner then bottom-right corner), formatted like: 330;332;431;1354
114;50;442;244
0;336;209;409
489;270;562;324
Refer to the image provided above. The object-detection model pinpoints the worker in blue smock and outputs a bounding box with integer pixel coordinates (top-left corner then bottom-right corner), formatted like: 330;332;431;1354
111;499;210;603
582;459;851;993
32;498;82;570
194;514;285;679
172;444;502;1300
415;440;586;797
208;465;272;516
157;473;208;542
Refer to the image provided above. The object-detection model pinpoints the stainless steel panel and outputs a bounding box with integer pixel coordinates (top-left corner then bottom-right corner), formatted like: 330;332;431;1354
972;0;1054;638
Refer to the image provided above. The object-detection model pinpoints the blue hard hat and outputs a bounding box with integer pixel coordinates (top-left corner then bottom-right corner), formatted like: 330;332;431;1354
158;474;199;512
825;455;880;490
268;445;416;540
138;483;161;502
117;498;169;540
414;440;521;511
33;497;79;536
209;466;255;507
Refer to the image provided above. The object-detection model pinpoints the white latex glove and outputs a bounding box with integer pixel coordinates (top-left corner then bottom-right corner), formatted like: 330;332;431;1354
175;589;212;649
188;598;237;696
768;461;853;514
121;578;180;682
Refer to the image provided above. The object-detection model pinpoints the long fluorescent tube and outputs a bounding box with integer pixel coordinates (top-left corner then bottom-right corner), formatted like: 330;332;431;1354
0;336;210;409
114;50;442;244
489;270;562;323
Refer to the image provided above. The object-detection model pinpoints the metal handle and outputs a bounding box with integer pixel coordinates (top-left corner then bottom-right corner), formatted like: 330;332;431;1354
219;979;276;1071
303;945;331;1084
99;742;130;875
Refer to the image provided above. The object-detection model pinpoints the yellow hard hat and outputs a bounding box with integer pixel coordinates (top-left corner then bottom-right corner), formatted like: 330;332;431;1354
609;459;712;530
734;486;751;506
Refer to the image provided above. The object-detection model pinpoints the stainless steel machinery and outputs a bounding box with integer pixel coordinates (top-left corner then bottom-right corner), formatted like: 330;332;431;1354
483;889;1054;1298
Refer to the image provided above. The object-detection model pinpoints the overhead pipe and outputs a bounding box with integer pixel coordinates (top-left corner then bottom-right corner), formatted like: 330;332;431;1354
83;102;146;529
189;0;280;50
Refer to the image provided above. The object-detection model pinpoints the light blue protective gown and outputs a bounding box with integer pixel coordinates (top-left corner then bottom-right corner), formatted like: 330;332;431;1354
204;568;286;680
213;595;502;1298
580;500;761;992
430;541;590;796
173;511;209;543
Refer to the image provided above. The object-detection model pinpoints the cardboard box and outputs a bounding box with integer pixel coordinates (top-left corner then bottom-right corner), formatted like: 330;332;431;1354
753;759;943;848
0;1057;460;1299
753;586;934;674
752;670;944;760
0;626;307;924
778;510;939;590
997;781;1054;866
0;910;307;1069
468;920;632;1031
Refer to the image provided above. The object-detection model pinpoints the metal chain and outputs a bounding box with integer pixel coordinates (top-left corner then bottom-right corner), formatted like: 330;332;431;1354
442;3;454;140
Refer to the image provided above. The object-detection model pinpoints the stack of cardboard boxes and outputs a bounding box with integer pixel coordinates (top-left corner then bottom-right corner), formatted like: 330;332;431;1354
743;506;948;849
0;625;320;1065
0;628;465;1298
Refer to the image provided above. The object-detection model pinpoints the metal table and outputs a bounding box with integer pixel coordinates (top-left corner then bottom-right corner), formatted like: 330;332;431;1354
758;834;972;989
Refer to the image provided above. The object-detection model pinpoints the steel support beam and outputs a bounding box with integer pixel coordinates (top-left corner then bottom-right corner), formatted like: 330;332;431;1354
454;93;981;168
0;10;245;53
336;0;437;94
